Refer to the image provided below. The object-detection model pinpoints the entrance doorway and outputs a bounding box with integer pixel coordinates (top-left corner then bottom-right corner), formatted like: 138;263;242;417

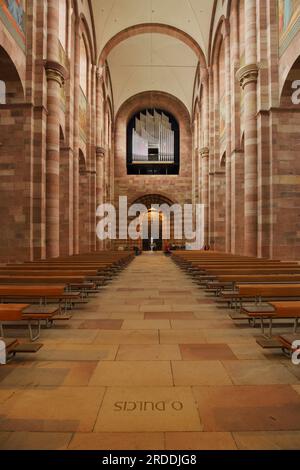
131;194;175;252
142;209;163;251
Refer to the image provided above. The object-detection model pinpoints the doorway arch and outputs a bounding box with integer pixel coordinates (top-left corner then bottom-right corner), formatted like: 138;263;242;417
130;194;177;252
0;46;26;262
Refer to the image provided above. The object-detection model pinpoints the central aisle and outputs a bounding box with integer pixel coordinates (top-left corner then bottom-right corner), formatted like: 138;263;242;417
0;253;300;450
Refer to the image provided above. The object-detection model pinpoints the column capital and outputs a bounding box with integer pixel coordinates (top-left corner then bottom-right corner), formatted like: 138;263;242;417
96;146;105;158
44;61;67;87
200;147;209;158
236;63;259;89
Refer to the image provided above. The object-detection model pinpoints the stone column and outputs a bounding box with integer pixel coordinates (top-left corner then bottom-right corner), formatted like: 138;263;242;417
230;0;243;254
73;19;80;254
45;0;66;258
96;147;105;250
201;68;210;246
193;145;199;209
237;0;259;256
197;148;201;206
223;23;232;252
95;69;105;250
200;147;209;246
192;117;197;210
208;67;215;246
90;66;97;252
96;68;104;149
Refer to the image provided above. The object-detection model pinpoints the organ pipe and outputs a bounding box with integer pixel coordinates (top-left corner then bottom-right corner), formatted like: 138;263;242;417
132;110;175;163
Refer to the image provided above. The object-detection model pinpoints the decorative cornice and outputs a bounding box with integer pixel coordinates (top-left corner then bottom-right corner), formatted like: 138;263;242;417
200;147;209;158
236;63;259;89
44;61;67;87
96;146;105;158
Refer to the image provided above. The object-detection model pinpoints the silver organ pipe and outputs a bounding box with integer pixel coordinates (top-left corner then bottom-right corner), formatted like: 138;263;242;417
132;110;175;163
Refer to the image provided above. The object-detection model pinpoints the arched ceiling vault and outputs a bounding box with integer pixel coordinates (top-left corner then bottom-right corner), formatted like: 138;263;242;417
91;0;218;115
107;33;198;113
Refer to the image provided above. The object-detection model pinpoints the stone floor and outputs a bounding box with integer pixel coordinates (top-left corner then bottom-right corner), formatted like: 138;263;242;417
0;253;300;450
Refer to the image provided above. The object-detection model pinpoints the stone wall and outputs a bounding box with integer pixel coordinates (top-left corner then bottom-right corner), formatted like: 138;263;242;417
113;91;193;250
0;0;113;262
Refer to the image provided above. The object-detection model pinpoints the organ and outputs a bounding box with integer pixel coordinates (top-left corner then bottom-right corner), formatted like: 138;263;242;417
132;110;175;163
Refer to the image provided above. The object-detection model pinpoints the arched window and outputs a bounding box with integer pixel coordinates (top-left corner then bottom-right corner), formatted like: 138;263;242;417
127;108;180;175
0;80;6;104
59;0;67;51
80;37;88;97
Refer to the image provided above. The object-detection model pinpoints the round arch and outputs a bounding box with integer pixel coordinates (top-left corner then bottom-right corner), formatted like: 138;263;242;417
0;43;25;94
129;193;178;252
280;55;300;107
114;90;192;179
210;16;228;67
130;193;176;208
98;23;207;69
116;90;191;127
0;46;24;104
80;13;96;64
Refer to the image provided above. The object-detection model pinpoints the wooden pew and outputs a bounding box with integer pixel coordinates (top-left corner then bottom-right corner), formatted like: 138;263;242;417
8;265;116;280
0;285;81;311
241;301;300;339
0;337;43;363
237;284;300;299
278;334;300;357
0;277;101;301
189;262;298;271
175;253;298;271
202;274;300;291
222;283;300;303
0;304;65;341
193;268;300;276
190;265;300;282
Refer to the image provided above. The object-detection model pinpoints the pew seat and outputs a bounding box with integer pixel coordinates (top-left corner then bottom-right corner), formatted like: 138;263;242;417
0;304;69;341
0;285;82;311
202;275;300;292
278;334;300;356
0;337;43;363
221;284;300;310
242;301;300;338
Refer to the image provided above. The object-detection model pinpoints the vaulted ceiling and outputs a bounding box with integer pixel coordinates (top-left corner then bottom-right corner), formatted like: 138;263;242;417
107;33;198;113
91;0;216;114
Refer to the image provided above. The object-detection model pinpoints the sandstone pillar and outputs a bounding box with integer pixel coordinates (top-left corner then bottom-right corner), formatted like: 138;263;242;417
223;23;232;252
73;19;80;254
45;0;66;257
237;0;259;256
200;147;209;246
96;147;105;250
